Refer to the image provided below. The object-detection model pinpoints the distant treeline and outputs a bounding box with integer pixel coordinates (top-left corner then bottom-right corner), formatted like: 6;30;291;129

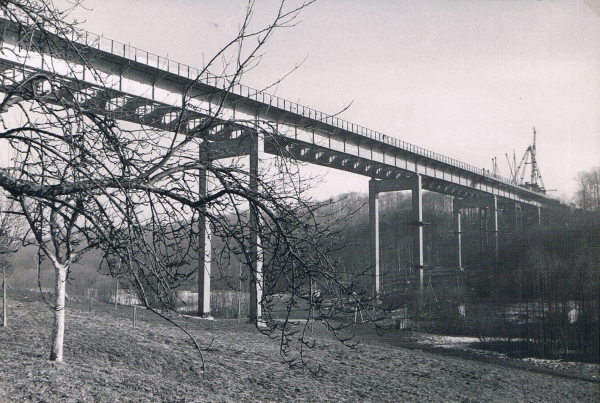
322;191;599;362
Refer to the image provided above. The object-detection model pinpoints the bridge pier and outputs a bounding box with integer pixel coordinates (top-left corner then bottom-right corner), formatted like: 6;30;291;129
453;195;547;269
249;131;264;324
453;196;500;268
514;202;522;234
480;208;488;254
196;130;266;323
452;200;463;269
492;196;499;268
368;179;380;298
369;174;427;295
410;175;425;290
197;154;213;318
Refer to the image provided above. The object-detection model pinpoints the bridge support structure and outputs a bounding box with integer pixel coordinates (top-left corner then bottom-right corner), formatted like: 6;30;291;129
452;197;542;269
514;202;522;235
369;174;427;297
453;197;499;268
453;204;463;270
197;149;213;319
368;180;380;299
410;174;425;290
248;131;264;325
196;130;266;324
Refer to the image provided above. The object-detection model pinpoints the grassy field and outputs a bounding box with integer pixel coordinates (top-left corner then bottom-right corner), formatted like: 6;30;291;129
0;289;598;403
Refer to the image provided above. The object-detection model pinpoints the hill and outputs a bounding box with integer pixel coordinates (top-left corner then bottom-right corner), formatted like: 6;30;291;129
0;289;598;402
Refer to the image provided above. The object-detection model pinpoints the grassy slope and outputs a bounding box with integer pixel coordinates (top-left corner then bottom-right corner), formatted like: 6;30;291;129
0;290;598;403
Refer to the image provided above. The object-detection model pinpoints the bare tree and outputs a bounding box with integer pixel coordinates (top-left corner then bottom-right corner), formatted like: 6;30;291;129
0;0;383;368
574;167;600;212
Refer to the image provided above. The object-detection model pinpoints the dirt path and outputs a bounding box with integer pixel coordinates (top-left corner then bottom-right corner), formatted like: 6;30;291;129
0;291;598;402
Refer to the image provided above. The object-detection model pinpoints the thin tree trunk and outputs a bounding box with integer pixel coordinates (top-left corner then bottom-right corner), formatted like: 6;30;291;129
50;262;68;362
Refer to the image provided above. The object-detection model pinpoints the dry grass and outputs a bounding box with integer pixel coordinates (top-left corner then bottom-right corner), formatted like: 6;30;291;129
0;290;598;403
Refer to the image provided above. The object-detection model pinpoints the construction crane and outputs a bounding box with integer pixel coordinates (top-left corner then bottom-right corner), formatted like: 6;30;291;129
505;128;546;193
492;157;500;176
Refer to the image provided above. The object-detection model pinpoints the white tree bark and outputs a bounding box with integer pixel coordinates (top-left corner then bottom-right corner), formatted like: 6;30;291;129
49;262;68;362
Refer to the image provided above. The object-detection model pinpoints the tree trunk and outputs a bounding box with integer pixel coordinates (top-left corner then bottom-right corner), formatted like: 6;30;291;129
49;262;68;362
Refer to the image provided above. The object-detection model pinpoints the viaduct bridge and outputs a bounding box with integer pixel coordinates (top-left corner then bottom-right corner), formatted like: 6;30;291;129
0;17;558;320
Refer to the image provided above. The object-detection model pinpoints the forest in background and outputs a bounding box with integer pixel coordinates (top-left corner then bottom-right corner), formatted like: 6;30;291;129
327;190;599;363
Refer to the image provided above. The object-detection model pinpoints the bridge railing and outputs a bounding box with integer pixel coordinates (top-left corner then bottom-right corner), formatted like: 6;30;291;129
25;18;538;194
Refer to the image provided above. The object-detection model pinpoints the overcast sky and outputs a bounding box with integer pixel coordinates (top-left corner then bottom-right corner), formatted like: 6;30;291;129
70;0;600;201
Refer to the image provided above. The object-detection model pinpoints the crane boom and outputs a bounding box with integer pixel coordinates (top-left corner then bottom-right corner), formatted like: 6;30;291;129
512;128;546;193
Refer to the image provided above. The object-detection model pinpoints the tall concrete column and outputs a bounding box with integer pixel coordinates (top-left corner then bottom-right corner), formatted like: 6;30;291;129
369;179;380;298
493;196;499;268
411;174;424;289
453;200;463;269
514;202;522;234
198;160;213;318
249;132;264;324
478;208;484;255
484;207;489;247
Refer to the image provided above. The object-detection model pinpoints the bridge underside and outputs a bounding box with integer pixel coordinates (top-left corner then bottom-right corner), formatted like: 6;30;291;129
268;139;531;201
